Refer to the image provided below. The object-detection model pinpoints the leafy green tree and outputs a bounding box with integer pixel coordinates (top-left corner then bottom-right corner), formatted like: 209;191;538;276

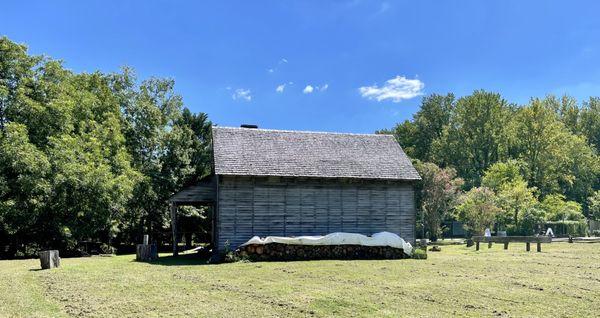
0;123;50;251
455;187;502;235
414;161;463;241
580;97;600;152
481;160;525;192
588;191;600;221
540;194;584;222
432;90;511;187
507;98;599;203
385;94;454;161
0;37;212;255
496;180;538;229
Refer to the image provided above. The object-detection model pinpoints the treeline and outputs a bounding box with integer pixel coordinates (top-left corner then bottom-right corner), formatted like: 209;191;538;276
381;91;600;239
0;37;212;257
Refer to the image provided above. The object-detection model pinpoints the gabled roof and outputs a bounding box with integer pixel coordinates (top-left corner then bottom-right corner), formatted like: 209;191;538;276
212;126;420;181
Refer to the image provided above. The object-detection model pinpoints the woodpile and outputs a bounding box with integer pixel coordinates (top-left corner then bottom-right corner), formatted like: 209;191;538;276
236;243;407;261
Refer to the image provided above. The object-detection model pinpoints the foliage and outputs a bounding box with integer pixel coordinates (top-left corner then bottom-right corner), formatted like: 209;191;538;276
411;247;427;259
0;37;211;256
481;160;524;191
588;190;600;221
414;161;463;240
455;187;502;235
432;90;511;187
540;194;585;222
496;180;538;229
388;90;599;230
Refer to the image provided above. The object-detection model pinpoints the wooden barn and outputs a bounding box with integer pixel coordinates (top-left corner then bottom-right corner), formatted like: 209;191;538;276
169;125;420;255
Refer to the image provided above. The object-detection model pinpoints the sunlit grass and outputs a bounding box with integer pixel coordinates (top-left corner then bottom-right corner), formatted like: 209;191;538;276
1;243;599;317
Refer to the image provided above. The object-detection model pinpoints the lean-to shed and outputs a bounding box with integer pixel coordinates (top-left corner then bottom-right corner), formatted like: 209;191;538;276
169;126;420;255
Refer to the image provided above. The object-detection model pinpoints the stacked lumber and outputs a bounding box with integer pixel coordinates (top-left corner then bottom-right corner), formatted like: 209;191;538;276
236;243;406;261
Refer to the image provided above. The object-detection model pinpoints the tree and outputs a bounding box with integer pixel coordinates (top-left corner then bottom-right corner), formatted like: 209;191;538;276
507;98;599;203
455;187;502;235
588;191;600;221
540;194;584;222
0;37;212;255
481;160;525;192
496;180;538;229
414;161;463;241
579;97;600;152
0;123;50;252
385;94;455;162
432;90;511;187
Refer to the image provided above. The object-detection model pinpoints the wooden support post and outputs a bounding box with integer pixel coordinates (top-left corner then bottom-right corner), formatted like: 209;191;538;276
488;241;492;249
504;242;509;250
526;242;530;252
170;203;178;256
537;242;541;252
476;241;480;251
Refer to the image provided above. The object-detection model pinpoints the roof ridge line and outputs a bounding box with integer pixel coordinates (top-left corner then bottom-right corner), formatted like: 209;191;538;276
213;126;394;137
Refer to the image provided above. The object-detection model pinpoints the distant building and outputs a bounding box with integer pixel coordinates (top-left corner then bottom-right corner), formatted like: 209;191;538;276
169;125;420;255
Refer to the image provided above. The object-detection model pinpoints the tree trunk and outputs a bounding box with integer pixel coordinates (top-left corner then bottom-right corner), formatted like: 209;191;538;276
136;244;158;261
39;250;60;269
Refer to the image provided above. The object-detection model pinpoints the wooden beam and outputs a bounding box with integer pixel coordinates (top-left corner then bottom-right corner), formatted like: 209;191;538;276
170;203;178;256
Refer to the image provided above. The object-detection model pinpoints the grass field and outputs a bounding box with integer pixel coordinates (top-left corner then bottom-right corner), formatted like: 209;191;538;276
1;243;599;318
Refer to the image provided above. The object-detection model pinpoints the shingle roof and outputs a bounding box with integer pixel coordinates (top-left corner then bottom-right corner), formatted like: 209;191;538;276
212;126;420;181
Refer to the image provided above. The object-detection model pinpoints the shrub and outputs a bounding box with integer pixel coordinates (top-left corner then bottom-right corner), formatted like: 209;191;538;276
456;187;502;235
100;244;115;255
412;248;427;260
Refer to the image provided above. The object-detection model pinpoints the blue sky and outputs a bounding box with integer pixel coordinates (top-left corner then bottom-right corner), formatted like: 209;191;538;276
2;1;600;133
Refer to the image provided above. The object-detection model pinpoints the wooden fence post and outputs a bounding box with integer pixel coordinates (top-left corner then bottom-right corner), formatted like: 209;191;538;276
171;203;178;256
526;242;530;251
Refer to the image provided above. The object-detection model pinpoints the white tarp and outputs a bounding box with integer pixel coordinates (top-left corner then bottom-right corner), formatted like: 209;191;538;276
242;231;413;256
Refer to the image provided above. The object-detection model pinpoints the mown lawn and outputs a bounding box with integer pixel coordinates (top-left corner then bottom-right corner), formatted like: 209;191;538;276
1;243;599;317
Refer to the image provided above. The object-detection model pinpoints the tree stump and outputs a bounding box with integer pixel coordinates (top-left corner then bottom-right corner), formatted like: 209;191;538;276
39;250;60;269
136;244;158;261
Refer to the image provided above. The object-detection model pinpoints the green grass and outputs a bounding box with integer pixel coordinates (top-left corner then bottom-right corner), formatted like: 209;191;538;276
1;243;599;317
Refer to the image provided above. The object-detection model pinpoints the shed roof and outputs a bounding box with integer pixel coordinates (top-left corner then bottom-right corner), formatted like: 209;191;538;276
212;126;420;181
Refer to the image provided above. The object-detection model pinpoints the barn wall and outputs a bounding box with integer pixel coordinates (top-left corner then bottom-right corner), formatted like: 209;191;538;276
216;176;416;251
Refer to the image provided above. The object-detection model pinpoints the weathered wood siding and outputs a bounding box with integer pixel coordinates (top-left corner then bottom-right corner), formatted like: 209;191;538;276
216;176;416;251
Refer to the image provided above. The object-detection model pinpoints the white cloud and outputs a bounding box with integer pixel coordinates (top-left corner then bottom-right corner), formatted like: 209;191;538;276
267;68;275;73
280;58;288;64
276;84;286;93
232;88;252;101
303;85;314;94
359;76;424;102
319;84;329;92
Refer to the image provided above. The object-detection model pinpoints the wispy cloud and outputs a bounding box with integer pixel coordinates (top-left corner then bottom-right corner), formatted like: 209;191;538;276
280;58;288;64
267;68;275;73
232;88;252;101
303;84;328;94
276;84;286;93
359;76;424;102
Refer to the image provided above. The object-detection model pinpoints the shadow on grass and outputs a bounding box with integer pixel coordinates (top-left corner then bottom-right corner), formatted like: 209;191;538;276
143;253;212;266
